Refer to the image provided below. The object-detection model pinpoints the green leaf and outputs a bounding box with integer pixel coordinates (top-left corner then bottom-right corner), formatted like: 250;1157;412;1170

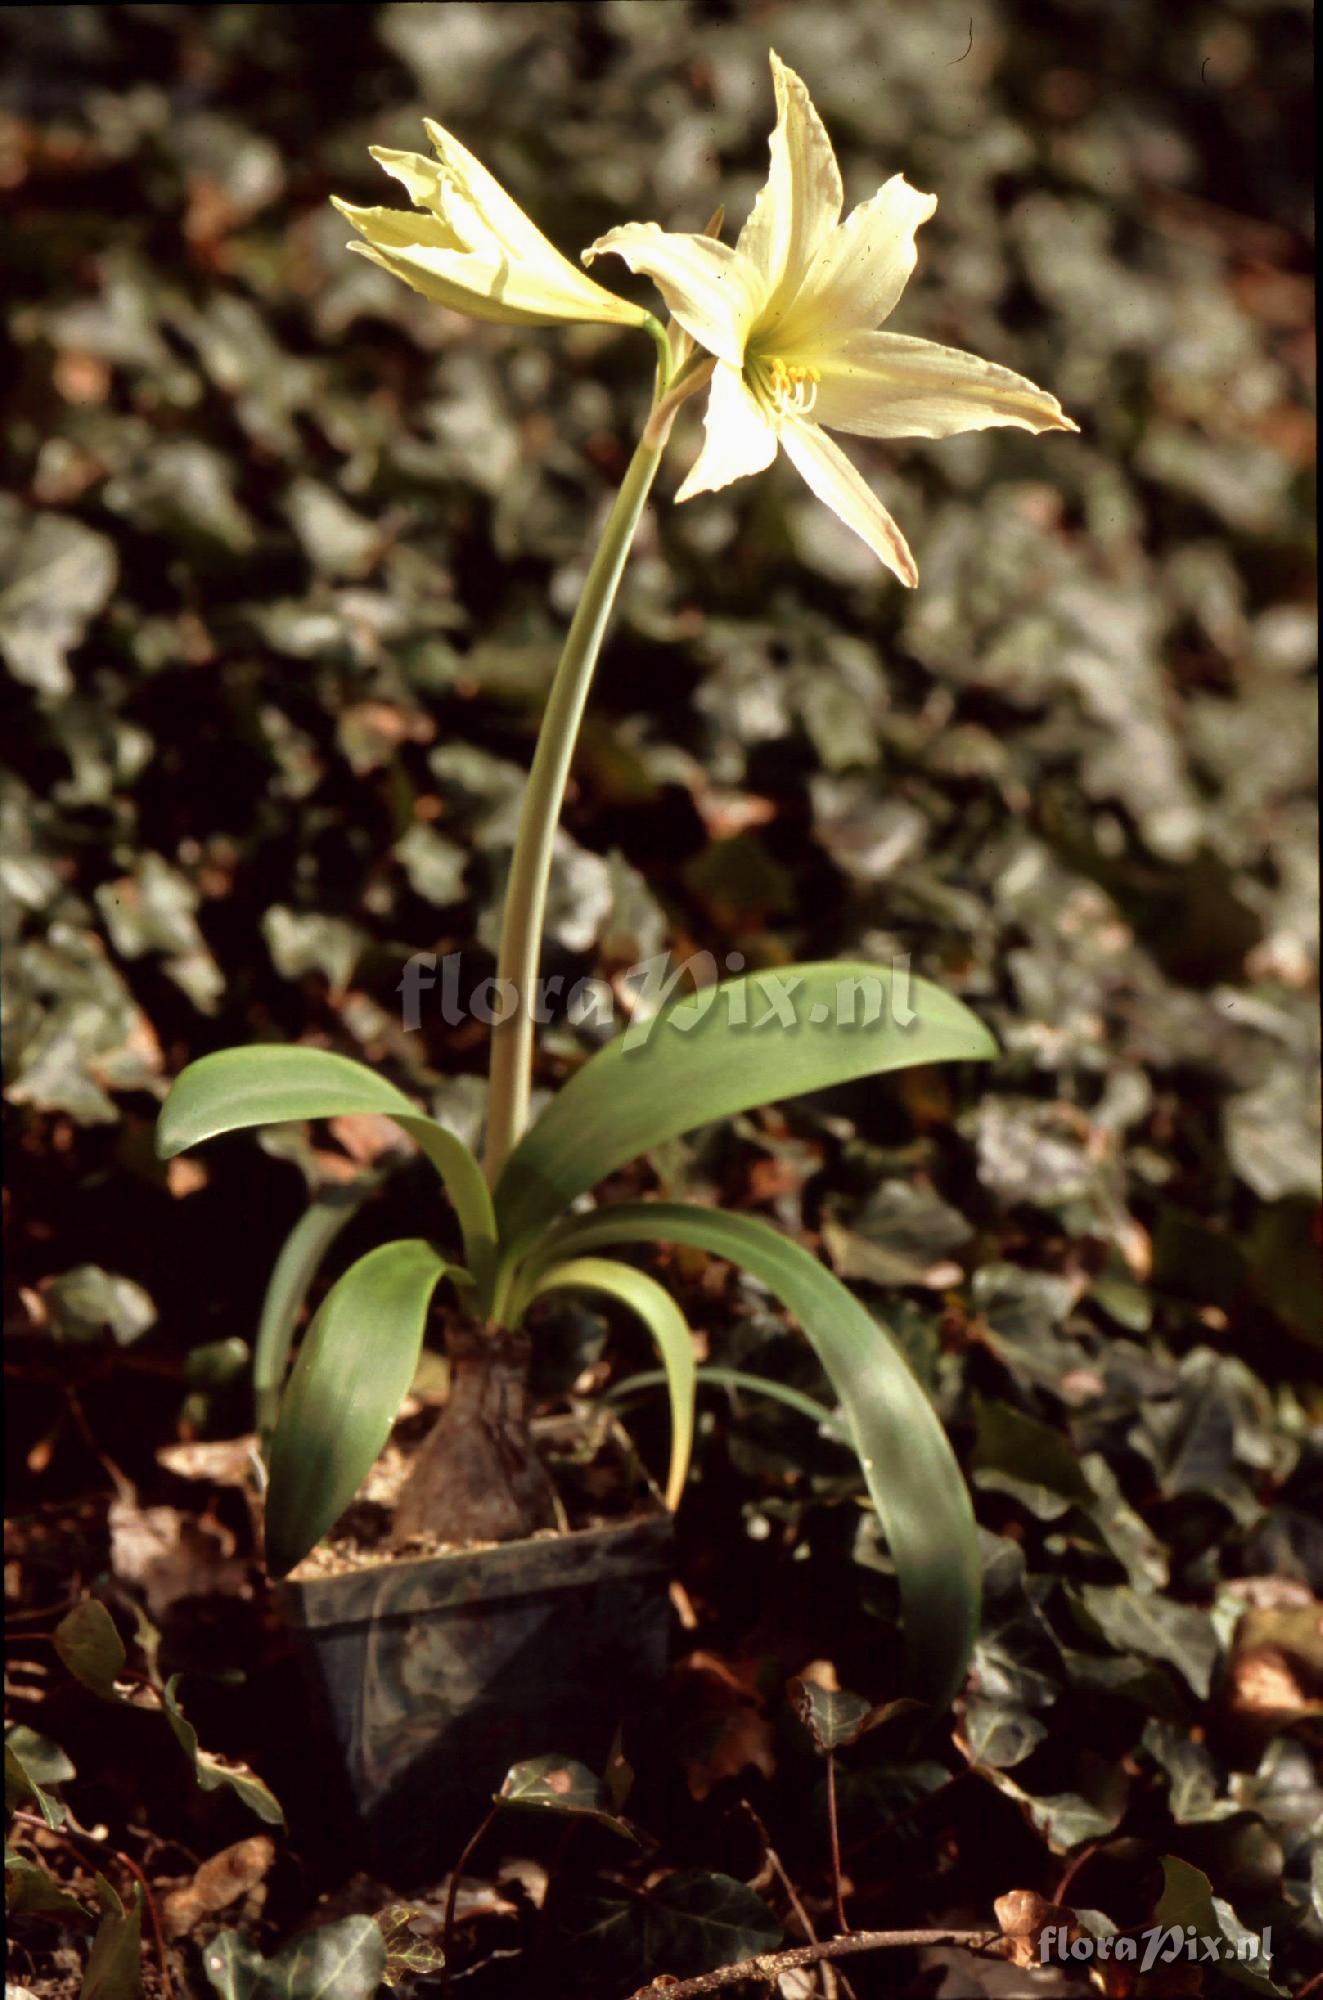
377;1906;446;1985
199;1931;267;2000
5;1731;74;1830
609;1365;849;1442
265;1239;448;1577
0;507;117;697
1154;1856;1285;1995
44;1601;275;1838
156;1046;497;1306
525;1258;695;1509
497;1755;636;1838
1142;1720;1237;1824
968;1757;1128;1854
80;1873;143;2000
252;1177;378;1445
963;1697;1047;1769
787;1678;916;1753
54;1601;127;1702
5;1849;91;1921
495;961;996;1258
185;1337;251;1388
41;1266;156;1347
520;1203;980;1709
201;1917;386;2000
1070;1583;1220;1700
646;1870;783;1972
790;1678;873;1751
160;1679;285;1826
972;1400;1095;1519
277;1918;387;2000
557;1869;782;1983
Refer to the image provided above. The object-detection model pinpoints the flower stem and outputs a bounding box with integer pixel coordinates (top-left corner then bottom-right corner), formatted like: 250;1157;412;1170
482;420;669;1188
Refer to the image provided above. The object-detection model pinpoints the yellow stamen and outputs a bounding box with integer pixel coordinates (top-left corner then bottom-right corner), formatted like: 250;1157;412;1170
755;356;821;417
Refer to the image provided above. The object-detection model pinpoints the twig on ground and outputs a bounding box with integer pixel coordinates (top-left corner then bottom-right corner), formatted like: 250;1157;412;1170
626;1927;999;1998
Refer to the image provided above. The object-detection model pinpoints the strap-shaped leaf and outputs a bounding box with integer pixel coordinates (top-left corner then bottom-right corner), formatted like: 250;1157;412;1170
520;1203;979;1708
525;1258;696;1509
494;962;995;1258
610;1365;849;1443
265;1239;448;1577
253;1177;378;1447
157;1046;497;1307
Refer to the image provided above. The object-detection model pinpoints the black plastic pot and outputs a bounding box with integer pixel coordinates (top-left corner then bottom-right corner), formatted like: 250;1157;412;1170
279;1511;674;1884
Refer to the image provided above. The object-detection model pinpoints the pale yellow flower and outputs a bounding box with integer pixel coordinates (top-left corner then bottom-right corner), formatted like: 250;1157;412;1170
334;120;651;333
585;53;1077;584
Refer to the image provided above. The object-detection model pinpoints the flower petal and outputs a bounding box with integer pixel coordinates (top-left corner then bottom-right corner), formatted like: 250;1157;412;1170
674;364;779;502
812;330;1080;439
779;420;918;585
769;175;937;350
585;224;768;367
367;146;462;233
343;238;620;328
338;140;648;330
736;52;844;310
334;196;462;257
422;119;561;267
415;120;648;328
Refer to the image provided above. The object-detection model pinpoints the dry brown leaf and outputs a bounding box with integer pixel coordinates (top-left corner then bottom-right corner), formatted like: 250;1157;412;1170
155;1437;261;1488
993;1888;1080;1968
161;1835;276;1938
1227;1643;1321;1724
328;1113;414;1164
108;1496;249;1618
693;788;777;841
668;1650;777;1802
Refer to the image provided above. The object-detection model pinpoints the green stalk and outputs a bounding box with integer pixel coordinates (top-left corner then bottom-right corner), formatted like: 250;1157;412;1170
482;419;669;1188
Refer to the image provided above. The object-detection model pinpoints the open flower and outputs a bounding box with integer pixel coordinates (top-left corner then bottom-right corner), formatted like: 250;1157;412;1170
585;53;1076;584
334;121;651;333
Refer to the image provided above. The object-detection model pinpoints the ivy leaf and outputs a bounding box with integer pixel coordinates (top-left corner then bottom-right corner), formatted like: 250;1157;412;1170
497;1755;636;1839
201;1917;386;2000
972;1400;1093;1519
965;1755;1129;1855
0;506;118;696
555;1869;782;1984
1142;1720;1239;1824
788;1678;918;1753
1154;1856;1285;1996
963;1698;1048;1770
377;1906;445;1988
41;1268;157;1348
199;1931;265;2000
1070;1583;1220;1700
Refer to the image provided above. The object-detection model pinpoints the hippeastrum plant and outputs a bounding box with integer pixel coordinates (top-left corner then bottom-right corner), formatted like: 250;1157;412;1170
157;53;1074;1709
